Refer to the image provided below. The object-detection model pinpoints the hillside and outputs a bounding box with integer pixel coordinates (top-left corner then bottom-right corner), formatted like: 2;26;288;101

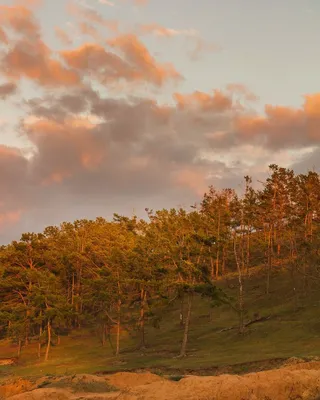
0;166;319;389
1;268;320;381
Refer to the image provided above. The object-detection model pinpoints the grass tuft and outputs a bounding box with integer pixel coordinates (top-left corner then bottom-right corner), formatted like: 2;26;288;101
167;375;184;381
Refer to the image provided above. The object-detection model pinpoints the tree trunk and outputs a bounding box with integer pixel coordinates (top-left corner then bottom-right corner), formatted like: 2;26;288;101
78;266;83;319
76;264;82;329
17;339;22;358
233;233;245;334
102;324;106;346
139;288;147;349
215;252;220;279
179;294;185;327
45;320;51;362
241;228;245;273
266;226;273;295
71;273;75;306
115;299;121;356
25;309;30;346
38;323;42;359
222;245;226;276
210;252;215;281
106;324;115;354
246;231;251;275
215;209;221;279
25;279;33;346
179;291;193;357
37;342;41;359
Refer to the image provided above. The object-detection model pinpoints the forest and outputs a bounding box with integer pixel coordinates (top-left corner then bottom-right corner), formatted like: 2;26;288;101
0;164;319;365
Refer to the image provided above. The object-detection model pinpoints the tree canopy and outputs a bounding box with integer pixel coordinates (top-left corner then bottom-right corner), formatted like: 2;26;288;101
0;165;319;360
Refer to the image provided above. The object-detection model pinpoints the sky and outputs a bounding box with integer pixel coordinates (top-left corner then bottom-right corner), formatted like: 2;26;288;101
0;0;319;243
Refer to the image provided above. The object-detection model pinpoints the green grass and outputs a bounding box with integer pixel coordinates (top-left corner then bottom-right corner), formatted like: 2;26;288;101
37;377;117;393
1;269;320;381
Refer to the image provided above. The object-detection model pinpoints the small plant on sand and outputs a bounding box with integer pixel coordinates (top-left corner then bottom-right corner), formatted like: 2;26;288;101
168;375;184;382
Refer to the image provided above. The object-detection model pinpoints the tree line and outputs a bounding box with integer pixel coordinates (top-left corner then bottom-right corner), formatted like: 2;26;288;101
0;164;319;360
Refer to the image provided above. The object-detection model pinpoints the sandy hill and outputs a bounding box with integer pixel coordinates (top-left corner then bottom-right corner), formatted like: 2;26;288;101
2;362;320;400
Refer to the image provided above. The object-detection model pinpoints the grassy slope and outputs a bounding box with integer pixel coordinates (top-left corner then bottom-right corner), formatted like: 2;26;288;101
1;268;320;380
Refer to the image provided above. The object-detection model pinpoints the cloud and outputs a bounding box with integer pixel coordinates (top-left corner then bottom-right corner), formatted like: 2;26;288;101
135;22;219;61
67;1;118;32
0;146;29;230
25;86;98;122
1;83;320;243
2;39;81;87
0;119;7;128
23;114;107;187
107;34;182;86
0;27;8;44
189;37;221;60
61;35;182;87
226;83;259;102
173;168;209;197
138;23;198;38
0;82;17;99
55;27;73;46
17;85;243;204
0;209;22;231
0;5;40;38
174;90;233;112
0;5;81;88
61;43;139;83
13;86;237;212
291;147;320;173
98;0;115;6
78;21;101;39
13;0;43;7
233;94;320;150
120;0;149;6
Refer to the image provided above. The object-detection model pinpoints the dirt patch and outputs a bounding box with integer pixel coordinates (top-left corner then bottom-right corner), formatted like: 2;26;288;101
0;375;117;399
285;361;320;371
130;369;320;400
8;388;131;400
4;363;320;399
0;379;33;399
8;389;74;400
105;372;163;389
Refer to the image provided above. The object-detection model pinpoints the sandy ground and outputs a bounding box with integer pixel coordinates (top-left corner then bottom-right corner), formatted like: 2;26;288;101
3;362;320;399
